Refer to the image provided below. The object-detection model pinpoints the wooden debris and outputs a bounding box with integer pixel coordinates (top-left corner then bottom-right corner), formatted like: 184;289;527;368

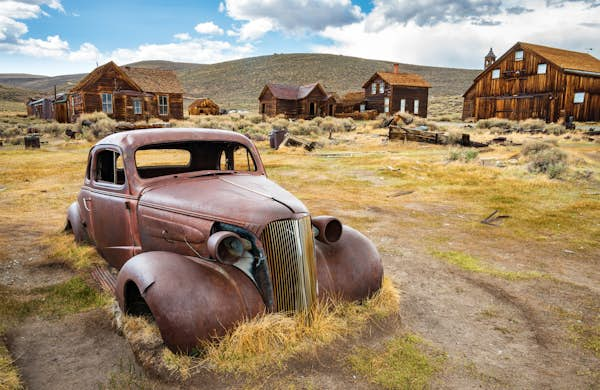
481;210;510;226
281;135;321;151
388;190;414;197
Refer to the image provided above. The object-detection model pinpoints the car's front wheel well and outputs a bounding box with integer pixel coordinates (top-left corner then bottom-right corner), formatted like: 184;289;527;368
124;281;154;318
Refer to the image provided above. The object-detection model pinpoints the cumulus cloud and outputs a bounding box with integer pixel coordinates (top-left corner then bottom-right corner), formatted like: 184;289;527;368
315;0;599;69
174;32;192;40
505;6;534;14
194;21;224;35
222;0;363;40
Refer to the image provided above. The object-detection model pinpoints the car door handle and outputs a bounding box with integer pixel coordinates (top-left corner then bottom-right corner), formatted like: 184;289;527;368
83;197;92;212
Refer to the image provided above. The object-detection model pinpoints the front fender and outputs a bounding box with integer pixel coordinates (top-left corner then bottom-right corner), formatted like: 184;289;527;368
116;251;266;353
315;225;383;301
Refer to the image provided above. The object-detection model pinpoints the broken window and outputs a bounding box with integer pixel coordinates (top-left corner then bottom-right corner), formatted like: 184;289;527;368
95;149;125;185
101;93;113;114
537;63;547;75
574;92;585;104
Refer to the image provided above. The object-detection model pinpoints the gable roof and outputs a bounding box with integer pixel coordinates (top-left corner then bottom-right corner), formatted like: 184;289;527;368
261;82;328;100
69;61;140;92
69;61;184;94
518;42;600;74
339;91;365;105
362;72;431;88
122;66;184;94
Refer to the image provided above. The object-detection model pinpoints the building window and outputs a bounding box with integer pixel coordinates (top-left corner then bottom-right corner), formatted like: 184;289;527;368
574;92;585;104
133;100;142;115
515;50;524;61
101;93;113;114
537;63;547;74
371;83;377;94
379;82;384;93
414;99;419;114
384;97;390;113
359;104;365;112
158;95;168;115
491;69;500;79
400;99;406;113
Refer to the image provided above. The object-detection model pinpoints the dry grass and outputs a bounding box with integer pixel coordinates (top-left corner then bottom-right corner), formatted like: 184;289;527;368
0;343;22;390
38;232;104;270
119;278;399;379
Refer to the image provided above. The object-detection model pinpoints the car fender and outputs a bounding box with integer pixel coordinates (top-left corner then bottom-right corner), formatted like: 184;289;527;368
66;201;90;243
116;251;266;353
315;225;383;301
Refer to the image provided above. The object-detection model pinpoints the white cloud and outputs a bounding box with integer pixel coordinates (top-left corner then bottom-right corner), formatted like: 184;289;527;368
222;0;363;40
174;32;192;40
194;21;224;35
104;39;254;65
218;2;225;12
314;0;600;69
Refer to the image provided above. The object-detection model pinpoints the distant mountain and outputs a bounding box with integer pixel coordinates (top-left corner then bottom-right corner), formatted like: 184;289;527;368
0;54;480;110
0;84;40;102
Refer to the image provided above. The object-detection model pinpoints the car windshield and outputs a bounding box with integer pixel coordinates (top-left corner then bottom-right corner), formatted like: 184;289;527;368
135;141;257;179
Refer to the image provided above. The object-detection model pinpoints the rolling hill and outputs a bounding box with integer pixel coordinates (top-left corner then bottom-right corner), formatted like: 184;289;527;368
0;54;480;111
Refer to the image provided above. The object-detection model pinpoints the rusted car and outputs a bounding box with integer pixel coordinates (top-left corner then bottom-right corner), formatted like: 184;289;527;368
67;128;383;352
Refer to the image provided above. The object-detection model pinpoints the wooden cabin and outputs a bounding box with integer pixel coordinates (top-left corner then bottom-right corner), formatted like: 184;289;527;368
188;98;220;115
258;82;335;119
68;61;184;122
362;64;430;117
335;91;366;114
27;93;68;122
463;42;600;122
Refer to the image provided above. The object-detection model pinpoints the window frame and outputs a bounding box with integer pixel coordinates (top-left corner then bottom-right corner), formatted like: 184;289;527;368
379;82;385;94
515;50;524;61
133;99;142;115
371;83;377;95
101;93;113;114
573;92;585;104
384;97;390;113
158;95;169;116
400;98;406;113
414;99;419;114
537;63;547;75
491;69;500;79
92;147;126;189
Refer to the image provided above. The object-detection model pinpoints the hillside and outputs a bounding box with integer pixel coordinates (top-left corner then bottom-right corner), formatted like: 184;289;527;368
0;54;480;110
0;84;38;102
178;53;479;110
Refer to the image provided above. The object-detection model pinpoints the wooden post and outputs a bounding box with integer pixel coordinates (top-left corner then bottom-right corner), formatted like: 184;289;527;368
462;134;470;146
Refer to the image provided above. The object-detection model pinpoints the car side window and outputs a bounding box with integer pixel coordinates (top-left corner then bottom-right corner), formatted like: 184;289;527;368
219;145;256;172
94;149;125;185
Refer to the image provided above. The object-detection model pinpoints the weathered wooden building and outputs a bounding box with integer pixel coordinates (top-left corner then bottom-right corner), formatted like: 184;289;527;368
69;61;184;122
463;42;600;122
188;98;220;115
258;82;335;119
27;93;69;122
362;64;430;117
335;91;366;114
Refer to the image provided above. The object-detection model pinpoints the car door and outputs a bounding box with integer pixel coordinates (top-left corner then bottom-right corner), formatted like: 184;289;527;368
82;146;135;268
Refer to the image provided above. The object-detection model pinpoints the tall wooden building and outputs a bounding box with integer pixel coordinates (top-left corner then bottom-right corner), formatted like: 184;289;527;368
362;64;430;117
258;82;336;119
463;42;600;122
69;61;184;122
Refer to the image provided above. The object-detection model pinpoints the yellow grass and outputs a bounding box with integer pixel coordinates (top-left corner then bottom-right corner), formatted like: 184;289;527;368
0;343;22;390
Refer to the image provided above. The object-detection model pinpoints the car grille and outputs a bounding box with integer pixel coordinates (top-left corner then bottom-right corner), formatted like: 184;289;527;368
260;216;317;312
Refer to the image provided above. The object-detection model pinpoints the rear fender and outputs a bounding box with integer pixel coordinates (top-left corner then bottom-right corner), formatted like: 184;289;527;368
66;201;90;243
116;251;265;353
315;225;383;301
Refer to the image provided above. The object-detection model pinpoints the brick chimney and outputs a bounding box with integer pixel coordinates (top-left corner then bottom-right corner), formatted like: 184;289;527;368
393;63;399;74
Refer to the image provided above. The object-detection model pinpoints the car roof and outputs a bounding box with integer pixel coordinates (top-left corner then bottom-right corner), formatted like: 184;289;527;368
96;128;255;151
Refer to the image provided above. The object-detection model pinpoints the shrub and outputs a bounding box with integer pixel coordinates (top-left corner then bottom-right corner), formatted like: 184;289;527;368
521;141;551;156
545;123;566;135
446;131;463;145
526;148;567;178
476;118;514;130
271;118;289;131
447;148;478;162
519;118;545;131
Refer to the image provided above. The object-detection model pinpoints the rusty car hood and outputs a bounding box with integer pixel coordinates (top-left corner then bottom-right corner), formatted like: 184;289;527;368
138;174;309;231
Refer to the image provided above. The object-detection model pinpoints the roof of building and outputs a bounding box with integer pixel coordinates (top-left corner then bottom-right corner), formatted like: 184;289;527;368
122;66;184;94
486;48;496;58
339;91;365;105
518;42;600;73
262;82;327;100
188;98;219;108
362;72;431;88
70;61;183;94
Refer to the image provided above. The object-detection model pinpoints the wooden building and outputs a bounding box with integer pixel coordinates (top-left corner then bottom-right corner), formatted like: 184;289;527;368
27;93;68;122
362;64;430;117
335;91;366;114
188;98;220;115
463;42;600;122
68;61;184;122
258;82;335;119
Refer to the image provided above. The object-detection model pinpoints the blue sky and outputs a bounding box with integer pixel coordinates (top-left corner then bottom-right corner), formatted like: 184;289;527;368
0;0;598;76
